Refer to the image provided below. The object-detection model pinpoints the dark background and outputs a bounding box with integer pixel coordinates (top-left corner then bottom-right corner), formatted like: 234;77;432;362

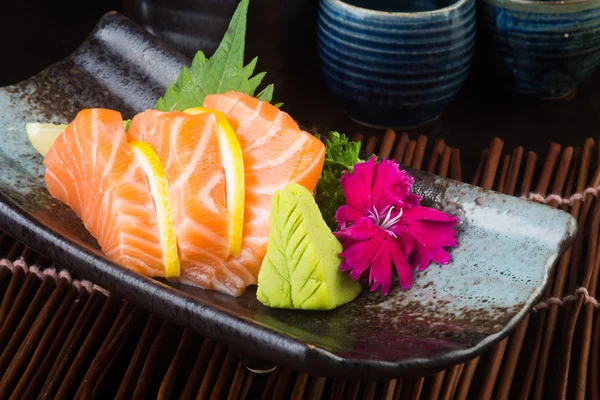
3;0;600;177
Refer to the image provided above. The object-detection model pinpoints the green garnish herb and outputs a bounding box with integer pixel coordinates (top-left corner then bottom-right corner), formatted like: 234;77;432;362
315;132;363;230
154;0;274;112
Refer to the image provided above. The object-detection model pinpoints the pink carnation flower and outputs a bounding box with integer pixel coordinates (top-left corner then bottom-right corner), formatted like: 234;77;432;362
334;157;459;294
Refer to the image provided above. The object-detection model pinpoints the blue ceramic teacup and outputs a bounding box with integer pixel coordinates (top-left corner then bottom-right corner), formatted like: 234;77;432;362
317;0;476;129
478;0;600;98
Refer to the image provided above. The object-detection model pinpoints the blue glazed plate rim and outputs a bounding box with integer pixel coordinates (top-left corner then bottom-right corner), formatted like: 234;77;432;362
0;173;578;379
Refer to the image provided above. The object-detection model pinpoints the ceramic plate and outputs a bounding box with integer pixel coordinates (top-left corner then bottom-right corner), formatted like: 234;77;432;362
0;12;577;380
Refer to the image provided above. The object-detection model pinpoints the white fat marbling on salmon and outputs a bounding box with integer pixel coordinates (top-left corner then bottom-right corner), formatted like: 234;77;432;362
44;109;165;278
202;91;325;296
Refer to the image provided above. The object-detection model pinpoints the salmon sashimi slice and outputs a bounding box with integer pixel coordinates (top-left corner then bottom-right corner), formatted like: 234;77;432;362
128;110;251;295
44;109;165;277
204;91;326;295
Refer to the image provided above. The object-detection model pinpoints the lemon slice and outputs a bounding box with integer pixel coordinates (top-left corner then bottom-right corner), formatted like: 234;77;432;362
184;107;245;257
27;120;131;157
130;140;180;278
26;123;67;157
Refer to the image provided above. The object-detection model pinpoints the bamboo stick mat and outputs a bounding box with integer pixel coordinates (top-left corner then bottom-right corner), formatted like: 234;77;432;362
1;132;598;399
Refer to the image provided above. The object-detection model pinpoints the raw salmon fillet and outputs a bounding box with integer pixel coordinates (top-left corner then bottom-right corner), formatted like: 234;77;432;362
44;109;165;277
128;110;244;294
43;94;325;297
204;91;326;295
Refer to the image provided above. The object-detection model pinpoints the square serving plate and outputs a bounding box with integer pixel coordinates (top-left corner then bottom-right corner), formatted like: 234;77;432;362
0;12;577;380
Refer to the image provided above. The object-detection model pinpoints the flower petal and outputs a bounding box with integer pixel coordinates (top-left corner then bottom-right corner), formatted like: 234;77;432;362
335;205;364;228
338;226;386;280
333;157;459;294
368;236;394;294
394;206;459;248
402;193;422;207
409;241;432;271
428;246;452;265
371;159;421;211
340;157;376;214
391;208;457;270
396;233;414;256
400;221;458;248
391;243;413;291
334;217;381;244
401;206;460;223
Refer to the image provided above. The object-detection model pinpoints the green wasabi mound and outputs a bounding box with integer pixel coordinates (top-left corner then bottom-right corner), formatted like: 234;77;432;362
256;183;362;310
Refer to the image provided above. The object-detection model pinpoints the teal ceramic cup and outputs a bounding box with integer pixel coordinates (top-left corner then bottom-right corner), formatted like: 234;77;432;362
478;0;600;98
317;0;476;129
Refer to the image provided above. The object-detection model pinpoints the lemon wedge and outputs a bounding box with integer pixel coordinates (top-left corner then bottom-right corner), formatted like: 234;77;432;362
26;123;67;157
184;107;245;257
130;140;181;278
27;121;131;157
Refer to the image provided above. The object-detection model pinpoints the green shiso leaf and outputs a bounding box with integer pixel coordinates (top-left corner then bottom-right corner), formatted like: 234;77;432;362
154;0;273;111
315;132;364;230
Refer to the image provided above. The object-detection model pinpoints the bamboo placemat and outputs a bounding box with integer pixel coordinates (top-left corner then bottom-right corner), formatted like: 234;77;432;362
1;132;598;399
